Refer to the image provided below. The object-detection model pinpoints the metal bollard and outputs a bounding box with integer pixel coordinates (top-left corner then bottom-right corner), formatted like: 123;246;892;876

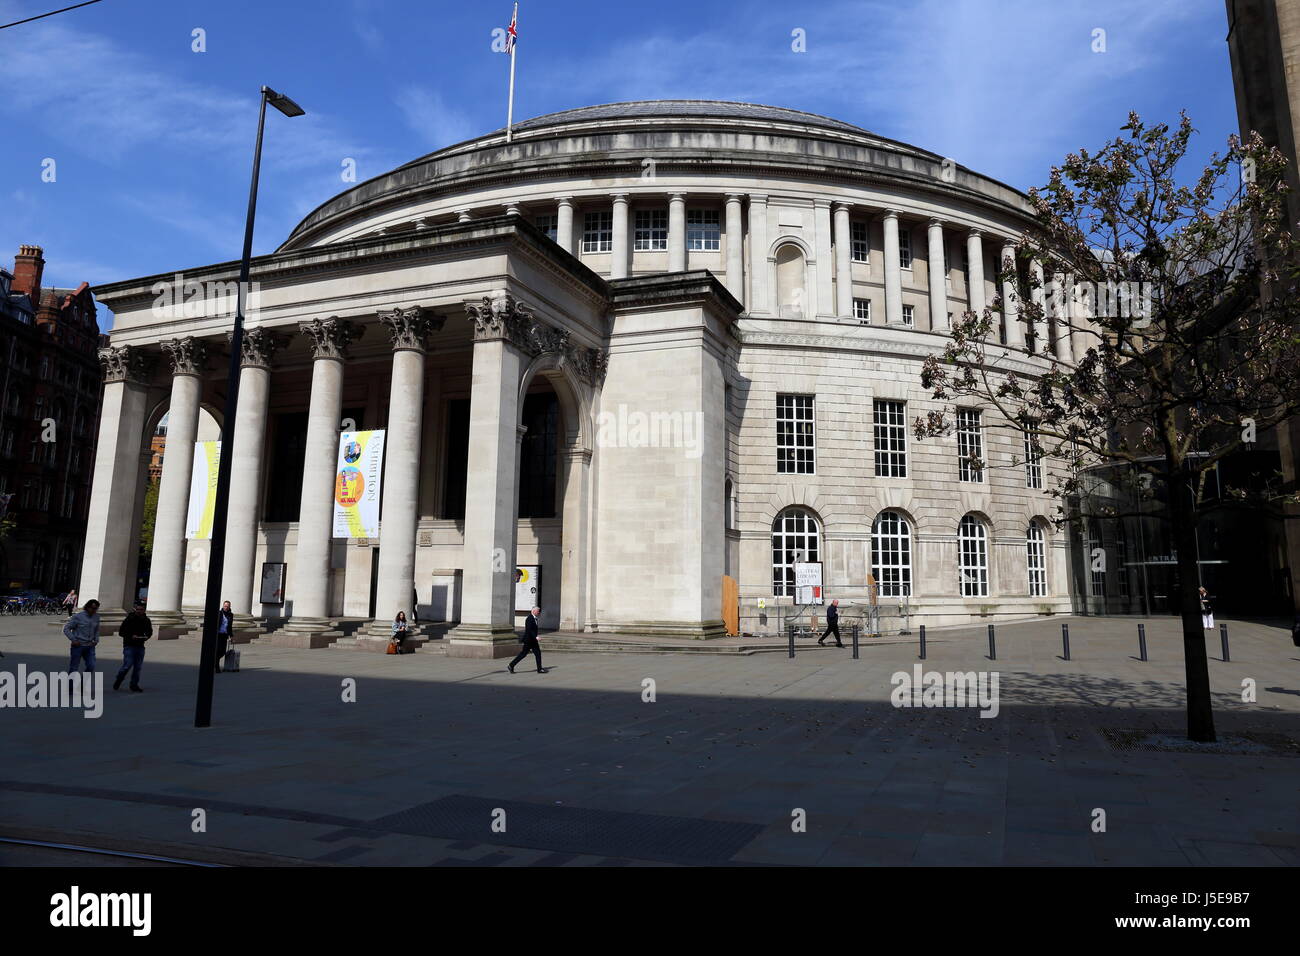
987;623;996;660
1062;622;1071;661
788;624;795;659
1137;622;1147;661
1220;623;1230;662
852;624;859;660
919;624;926;660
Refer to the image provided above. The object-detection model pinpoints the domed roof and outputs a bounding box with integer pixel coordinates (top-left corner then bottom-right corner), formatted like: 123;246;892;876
499;100;871;137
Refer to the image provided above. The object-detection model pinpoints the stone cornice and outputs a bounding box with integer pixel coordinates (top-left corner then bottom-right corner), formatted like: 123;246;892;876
607;270;743;319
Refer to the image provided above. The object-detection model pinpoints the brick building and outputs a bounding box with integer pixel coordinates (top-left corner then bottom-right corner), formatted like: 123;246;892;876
0;245;103;594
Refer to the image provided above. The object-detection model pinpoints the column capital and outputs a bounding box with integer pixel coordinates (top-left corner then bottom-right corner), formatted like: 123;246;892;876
967;227;983;239
928;216;945;229
881;208;901;221
610;192;629;203
668;192;687;202
502;202;522;217
379;306;446;353
812;197;832;208
160;336;208;377
298;316;362;361
725;192;745;203
748;193;769;203
833;201;854;212
97;344;155;386
455;209;472;222
231;327;288;369
555;196;574;207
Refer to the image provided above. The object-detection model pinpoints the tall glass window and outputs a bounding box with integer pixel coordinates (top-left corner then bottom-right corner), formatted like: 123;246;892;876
687;209;720;251
776;394;815;474
872;511;912;597
582;211;612;253
634;209;667;251
957;409;984;482
1026;523;1047;596
959;515;989;597
873;399;907;478
772;508;820;596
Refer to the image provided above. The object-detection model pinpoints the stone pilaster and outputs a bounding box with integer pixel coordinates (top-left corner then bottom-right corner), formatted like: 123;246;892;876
928;218;948;331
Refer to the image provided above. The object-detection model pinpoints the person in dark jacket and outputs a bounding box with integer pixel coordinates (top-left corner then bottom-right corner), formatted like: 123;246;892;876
215;600;234;672
508;606;546;674
818;599;844;647
115;601;152;692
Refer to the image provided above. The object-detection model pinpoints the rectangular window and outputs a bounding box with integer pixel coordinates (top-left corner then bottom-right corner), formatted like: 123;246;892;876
851;222;869;263
776;394;815;475
687;209;720;251
582;211;612;253
873;399;907;478
1027;525;1047;597
1087;524;1106;597
902;305;914;327
1024;428;1043;489
634;209;667;251
957;409;984;482
535;214;558;241
899;228;912;269
853;298;871;323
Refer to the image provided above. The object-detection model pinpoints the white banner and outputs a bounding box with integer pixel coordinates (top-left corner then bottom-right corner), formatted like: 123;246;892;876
185;441;221;539
515;565;540;612
794;561;823;605
333;430;385;538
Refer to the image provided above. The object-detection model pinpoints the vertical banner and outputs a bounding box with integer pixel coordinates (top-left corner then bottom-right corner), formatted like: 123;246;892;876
333;430;385;538
185;440;221;539
514;565;540;611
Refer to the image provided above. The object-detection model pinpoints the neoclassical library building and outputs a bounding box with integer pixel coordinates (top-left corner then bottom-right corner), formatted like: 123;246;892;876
86;100;1087;656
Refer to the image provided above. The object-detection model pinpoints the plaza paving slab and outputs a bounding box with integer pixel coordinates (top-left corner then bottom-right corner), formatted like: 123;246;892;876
0;615;1297;866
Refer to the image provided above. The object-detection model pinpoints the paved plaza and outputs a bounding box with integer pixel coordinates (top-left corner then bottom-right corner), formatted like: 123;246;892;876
0;615;1297;866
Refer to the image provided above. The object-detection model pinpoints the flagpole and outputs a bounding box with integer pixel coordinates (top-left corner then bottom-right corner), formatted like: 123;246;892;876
506;2;518;143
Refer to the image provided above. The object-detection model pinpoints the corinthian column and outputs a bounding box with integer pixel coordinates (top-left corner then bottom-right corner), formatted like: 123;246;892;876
726;194;745;305
283;318;360;639
610;193;629;279
882;210;903;326
82;345;154;625
220;328;285;630
149;337;207;631
927;218;947;331
833;202;853;319
1001;241;1025;347
364;307;445;644
966;229;986;317
668;193;687;272
448;295;532;658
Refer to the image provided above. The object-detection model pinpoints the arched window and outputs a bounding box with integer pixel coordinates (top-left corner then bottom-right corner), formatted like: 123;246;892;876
1026;523;1047;597
772;508;820;596
724;478;735;532
958;515;989;597
872;511;912;597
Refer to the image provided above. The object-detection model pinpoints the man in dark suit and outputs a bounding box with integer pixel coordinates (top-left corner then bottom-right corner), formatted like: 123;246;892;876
509;606;546;674
818;598;844;647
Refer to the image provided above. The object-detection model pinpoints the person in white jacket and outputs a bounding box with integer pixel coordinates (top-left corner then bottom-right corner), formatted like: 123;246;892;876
64;600;101;673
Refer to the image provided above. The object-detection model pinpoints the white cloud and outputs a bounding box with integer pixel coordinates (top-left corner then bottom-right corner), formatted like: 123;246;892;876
396;86;478;150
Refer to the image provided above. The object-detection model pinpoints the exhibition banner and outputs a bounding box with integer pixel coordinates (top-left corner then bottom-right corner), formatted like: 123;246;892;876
333;430;385;538
185;440;222;540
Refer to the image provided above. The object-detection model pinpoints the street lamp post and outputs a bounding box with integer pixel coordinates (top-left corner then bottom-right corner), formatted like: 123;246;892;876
195;86;304;729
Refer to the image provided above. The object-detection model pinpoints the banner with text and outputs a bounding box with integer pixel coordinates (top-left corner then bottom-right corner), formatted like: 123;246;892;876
185;440;222;540
333;430;385;538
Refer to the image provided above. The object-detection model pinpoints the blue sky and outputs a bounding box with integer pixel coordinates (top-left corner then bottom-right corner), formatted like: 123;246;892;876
0;0;1237;330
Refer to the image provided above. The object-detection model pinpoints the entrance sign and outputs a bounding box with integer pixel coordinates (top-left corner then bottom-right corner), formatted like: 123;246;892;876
515;565;540;611
794;561;823;605
185;440;222;539
259;562;286;605
333;430;386;538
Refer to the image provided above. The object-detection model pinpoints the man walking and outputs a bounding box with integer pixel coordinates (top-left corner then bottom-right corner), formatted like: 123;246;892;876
818;598;844;647
115;601;152;692
215;600;234;672
64;599;101;673
508;606;546;674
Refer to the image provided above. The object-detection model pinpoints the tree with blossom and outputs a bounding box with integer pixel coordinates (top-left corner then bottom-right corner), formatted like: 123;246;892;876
916;113;1300;742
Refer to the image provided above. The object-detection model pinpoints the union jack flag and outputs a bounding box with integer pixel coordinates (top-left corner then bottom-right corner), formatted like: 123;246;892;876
503;5;518;54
